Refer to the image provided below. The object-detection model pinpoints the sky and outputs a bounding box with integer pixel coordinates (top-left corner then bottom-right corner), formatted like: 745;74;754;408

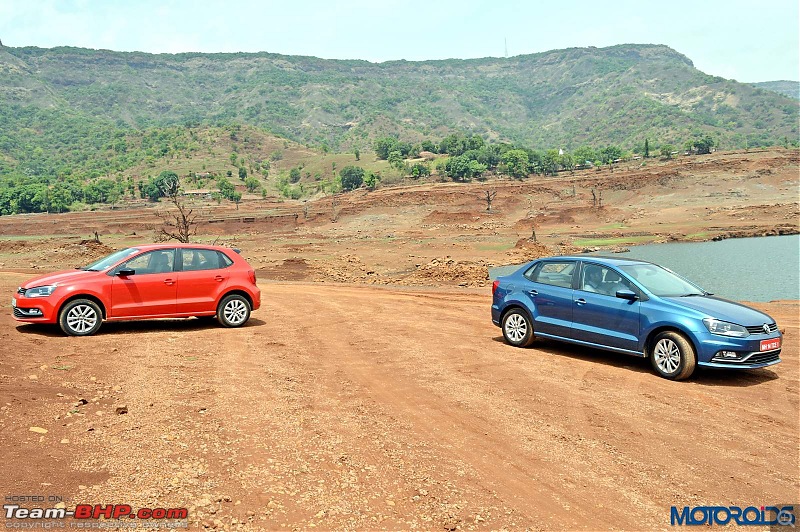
0;0;797;83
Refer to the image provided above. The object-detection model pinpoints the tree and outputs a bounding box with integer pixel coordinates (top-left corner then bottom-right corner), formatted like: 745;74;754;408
387;151;404;171
238;166;247;180
483;190;497;212
364;171;379;190
289;167;301;183
244;176;260;193
217;176;236;200
156;194;199;243
501;149;530;178
340;166;365;191
156;171;180;198
660;144;675;159
687;134;715;154
354;148;360;161
644;138;650;158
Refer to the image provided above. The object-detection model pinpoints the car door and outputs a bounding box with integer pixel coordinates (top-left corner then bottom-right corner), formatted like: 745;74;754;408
522;260;576;338
571;262;640;352
176;248;231;314
110;249;178;318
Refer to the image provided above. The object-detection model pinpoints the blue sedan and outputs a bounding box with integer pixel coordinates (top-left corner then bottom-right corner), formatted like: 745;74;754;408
491;256;782;380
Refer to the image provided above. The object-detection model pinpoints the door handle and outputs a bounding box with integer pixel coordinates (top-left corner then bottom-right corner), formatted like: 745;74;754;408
575;298;586;305
214;276;225;282
528;290;538;296
164;279;175;286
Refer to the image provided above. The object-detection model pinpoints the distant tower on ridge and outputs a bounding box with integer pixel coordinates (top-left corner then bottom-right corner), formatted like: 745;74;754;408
504;37;508;58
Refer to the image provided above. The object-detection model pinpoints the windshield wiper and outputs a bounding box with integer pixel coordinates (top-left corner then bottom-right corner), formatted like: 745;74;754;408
679;293;705;297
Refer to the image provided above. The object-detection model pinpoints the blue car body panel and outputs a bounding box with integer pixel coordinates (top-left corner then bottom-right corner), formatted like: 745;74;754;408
492;256;782;370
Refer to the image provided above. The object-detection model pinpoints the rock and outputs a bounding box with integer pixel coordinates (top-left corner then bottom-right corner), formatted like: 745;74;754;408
60;439;69;444
115;405;128;415
29;427;48;434
28;374;38;380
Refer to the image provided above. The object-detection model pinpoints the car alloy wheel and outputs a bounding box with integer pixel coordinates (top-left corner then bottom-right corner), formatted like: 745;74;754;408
217;294;251;328
501;308;535;347
59;299;103;336
654;338;681;374
650;331;696;380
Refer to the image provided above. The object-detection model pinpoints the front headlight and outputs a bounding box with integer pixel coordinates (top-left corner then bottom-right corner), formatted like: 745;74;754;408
703;318;749;338
25;285;57;298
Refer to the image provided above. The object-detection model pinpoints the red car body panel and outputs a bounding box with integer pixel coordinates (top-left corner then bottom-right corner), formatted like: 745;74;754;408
12;244;260;325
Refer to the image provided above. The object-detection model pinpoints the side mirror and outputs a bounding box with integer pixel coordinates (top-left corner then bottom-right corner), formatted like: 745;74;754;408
117;268;135;277
616;289;638;301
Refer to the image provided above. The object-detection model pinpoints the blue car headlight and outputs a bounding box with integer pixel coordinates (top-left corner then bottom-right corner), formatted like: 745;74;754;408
702;318;748;338
25;285;57;298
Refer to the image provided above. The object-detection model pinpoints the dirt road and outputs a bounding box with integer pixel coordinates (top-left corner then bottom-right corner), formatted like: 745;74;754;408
1;273;797;530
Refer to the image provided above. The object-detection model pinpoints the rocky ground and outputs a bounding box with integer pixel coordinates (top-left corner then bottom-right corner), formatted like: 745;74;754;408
0;147;798;530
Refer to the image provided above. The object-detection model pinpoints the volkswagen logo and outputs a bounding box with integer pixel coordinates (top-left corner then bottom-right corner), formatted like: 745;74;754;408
763;323;770;334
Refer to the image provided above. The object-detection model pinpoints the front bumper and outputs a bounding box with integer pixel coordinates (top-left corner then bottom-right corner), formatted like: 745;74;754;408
11;294;58;324
693;330;782;369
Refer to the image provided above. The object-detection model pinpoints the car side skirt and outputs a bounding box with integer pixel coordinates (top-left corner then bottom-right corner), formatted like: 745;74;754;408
534;331;646;357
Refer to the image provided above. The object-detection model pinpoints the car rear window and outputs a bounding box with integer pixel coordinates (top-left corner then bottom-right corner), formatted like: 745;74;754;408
525;261;575;288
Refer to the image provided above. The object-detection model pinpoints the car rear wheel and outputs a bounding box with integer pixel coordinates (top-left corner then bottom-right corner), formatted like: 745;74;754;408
650;331;696;380
217;294;251;328
59;299;103;336
501;308;535;347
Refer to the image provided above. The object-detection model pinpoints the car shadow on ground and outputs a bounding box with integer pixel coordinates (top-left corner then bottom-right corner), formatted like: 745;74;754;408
16;317;267;337
491;336;780;387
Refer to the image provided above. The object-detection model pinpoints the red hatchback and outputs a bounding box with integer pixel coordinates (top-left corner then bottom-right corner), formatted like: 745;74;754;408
12;244;261;336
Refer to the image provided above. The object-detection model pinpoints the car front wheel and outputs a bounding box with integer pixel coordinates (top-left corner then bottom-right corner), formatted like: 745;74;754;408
217;294;251;328
501;308;535;347
650;331;696;380
59;299;103;336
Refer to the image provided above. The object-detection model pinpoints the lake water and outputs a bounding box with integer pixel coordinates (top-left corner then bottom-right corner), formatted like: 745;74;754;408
489;235;799;302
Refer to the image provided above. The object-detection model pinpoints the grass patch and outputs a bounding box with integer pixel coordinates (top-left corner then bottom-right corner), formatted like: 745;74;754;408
475;242;515;252
686;231;711;239
573;235;655;247
599;223;627;230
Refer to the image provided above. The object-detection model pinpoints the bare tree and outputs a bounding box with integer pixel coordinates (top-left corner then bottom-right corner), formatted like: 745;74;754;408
483;190;497;212
331;195;339;223
156;193;200;243
591;188;597;208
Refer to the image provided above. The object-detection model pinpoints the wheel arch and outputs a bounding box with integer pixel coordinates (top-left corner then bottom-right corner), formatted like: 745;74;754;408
217;289;253;309
499;303;533;327
644;325;696;358
57;294;107;320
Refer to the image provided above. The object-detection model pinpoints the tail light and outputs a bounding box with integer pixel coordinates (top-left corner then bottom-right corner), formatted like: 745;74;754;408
492;279;499;296
248;270;256;284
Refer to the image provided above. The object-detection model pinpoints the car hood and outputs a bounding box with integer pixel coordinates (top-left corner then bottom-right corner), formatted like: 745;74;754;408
21;269;102;289
663;295;774;325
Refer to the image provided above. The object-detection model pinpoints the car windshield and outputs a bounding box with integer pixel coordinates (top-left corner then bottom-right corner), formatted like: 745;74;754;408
79;248;140;271
618;263;705;297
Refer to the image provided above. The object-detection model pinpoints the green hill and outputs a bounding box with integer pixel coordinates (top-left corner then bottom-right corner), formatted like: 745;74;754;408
0;42;797;208
752;80;799;100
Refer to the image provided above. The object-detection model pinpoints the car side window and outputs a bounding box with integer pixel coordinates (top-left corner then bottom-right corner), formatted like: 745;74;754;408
528;261;575;288
182;249;224;271
122;250;175;275
581;264;635;296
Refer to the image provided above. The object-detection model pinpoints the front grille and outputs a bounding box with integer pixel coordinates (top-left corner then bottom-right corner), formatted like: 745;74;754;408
745;323;778;334
742;351;781;366
17;287;26;295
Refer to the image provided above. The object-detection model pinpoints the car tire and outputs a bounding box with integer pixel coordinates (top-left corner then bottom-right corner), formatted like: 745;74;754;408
216;294;251;328
59;299;103;336
501;308;535;347
650;331;696;380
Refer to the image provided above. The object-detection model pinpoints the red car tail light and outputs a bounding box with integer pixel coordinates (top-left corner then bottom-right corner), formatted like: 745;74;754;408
249;270;256;284
492;279;499;295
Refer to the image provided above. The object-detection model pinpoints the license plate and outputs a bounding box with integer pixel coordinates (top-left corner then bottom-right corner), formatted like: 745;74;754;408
760;338;781;352
11;298;16;308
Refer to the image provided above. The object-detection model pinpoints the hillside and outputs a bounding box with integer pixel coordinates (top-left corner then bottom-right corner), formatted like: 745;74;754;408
752;80;800;100
1;43;797;171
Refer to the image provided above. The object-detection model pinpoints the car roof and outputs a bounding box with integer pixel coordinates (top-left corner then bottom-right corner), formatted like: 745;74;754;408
130;243;231;251
538;255;656;267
